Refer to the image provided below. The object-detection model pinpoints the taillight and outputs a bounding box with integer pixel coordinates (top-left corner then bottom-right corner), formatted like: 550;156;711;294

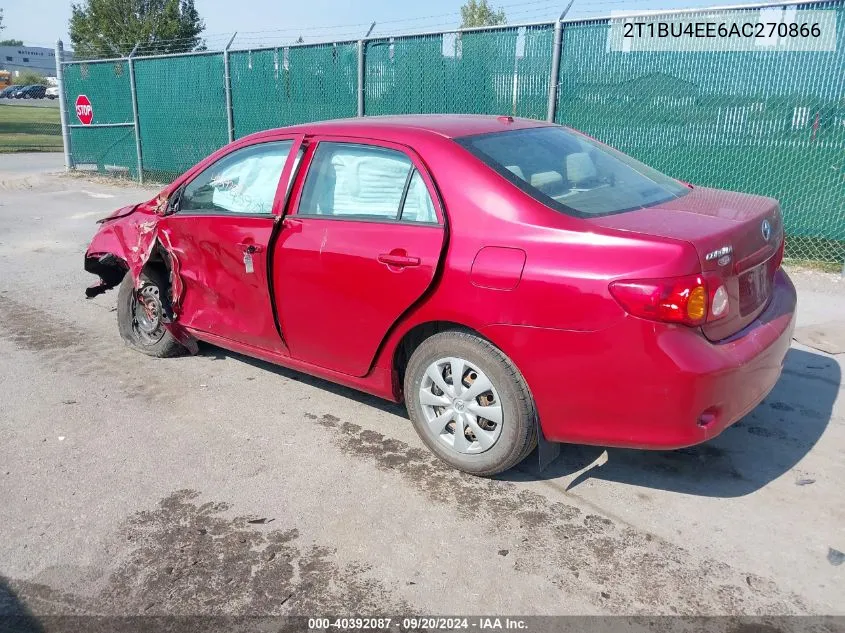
609;273;729;326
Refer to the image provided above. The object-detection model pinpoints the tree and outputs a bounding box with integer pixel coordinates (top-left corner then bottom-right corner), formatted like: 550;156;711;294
460;0;506;28
70;0;205;59
0;10;24;45
16;70;49;85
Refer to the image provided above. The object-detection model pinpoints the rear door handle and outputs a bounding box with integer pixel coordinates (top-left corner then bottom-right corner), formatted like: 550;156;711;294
378;253;421;268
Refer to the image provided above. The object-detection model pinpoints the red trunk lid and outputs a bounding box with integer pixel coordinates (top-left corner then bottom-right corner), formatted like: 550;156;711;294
590;187;783;341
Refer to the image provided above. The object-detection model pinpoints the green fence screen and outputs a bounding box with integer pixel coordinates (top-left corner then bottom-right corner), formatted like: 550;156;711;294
133;53;229;181
365;26;552;118
230;42;358;138
59;0;845;263
556;4;845;262
61;59;137;175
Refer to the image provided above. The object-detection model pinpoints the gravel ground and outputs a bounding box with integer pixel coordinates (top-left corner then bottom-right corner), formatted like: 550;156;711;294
0;155;843;623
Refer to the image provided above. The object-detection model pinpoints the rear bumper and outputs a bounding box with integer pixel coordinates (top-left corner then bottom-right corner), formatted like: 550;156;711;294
482;269;797;449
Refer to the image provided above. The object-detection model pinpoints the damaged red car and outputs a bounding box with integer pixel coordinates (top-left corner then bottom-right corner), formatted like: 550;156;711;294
84;115;796;476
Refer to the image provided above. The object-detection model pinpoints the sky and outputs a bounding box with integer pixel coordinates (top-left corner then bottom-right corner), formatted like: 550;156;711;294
2;0;763;52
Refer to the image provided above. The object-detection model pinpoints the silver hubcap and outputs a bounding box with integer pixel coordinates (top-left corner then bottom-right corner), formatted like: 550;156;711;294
418;357;503;455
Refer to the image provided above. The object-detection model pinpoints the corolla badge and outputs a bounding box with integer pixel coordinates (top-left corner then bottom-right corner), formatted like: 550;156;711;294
705;245;733;265
761;219;772;241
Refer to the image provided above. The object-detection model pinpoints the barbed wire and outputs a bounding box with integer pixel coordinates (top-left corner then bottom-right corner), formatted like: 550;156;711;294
233;0;561;37
53;0;805;59
62;0;566;58
231;2;563;48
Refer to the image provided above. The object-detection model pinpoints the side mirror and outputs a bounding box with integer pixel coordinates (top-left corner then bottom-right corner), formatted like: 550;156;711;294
162;190;182;216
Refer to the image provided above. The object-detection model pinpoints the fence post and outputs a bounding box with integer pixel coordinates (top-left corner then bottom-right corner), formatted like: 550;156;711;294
54;40;73;171
223;32;238;144
127;44;144;184
356;23;376;117
547;1;574;123
546;21;563;123
357;39;365;117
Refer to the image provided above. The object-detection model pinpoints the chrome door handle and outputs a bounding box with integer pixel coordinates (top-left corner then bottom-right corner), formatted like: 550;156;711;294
378;253;420;267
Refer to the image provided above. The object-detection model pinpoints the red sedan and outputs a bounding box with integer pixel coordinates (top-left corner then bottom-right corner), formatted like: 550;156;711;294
84;115;796;476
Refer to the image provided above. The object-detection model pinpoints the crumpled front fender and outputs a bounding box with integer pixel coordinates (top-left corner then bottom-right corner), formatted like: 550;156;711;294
85;206;160;281
83;196;195;351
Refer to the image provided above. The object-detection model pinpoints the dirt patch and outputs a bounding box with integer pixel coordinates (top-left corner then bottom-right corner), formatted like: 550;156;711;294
0;174;60;192
0;295;186;405
311;413;808;615
58;171;163;192
5;490;412;617
0;294;82;352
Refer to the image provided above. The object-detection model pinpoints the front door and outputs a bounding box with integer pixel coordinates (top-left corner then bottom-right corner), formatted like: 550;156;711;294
159;137;301;351
274;138;446;377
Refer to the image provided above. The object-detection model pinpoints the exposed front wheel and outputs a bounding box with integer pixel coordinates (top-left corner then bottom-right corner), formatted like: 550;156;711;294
117;271;185;358
404;331;537;476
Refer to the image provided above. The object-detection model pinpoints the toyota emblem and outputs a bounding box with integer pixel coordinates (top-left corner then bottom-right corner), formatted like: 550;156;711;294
761;219;772;242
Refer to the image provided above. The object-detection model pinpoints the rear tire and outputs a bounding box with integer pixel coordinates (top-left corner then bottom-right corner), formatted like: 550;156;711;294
404;331;537;477
117;271;185;358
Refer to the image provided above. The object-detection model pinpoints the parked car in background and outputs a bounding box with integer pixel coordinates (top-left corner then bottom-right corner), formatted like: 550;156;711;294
45;86;59;99
11;85;33;98
16;85;47;99
83;115;795;476
0;85;25;99
10;85;32;98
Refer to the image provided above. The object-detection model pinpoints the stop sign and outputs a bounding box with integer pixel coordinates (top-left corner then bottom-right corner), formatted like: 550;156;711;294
75;95;93;125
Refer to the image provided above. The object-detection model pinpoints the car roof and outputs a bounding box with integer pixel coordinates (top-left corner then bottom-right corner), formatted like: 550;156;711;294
244;114;553;144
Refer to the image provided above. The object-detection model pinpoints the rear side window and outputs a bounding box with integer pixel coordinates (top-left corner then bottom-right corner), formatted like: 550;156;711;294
457;127;689;217
180;141;293;215
400;170;437;223
297;142;437;223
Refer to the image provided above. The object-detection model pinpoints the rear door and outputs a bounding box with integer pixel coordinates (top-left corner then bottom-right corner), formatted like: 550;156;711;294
274;137;446;376
158;135;303;351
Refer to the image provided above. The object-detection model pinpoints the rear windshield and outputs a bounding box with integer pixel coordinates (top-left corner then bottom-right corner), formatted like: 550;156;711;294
457;126;689;217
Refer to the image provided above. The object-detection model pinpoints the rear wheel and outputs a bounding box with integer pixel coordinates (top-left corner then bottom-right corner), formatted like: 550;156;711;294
117;270;185;358
404;331;537;476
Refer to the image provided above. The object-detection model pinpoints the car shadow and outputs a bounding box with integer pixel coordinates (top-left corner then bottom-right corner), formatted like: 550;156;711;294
197;343;408;418
0;577;44;633
506;348;840;497
199;343;838;498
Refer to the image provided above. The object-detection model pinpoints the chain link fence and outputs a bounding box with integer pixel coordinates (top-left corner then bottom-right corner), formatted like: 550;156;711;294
55;0;845;264
0;101;62;152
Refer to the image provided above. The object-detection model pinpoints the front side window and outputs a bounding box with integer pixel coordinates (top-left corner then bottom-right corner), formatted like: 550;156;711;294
298;142;437;223
457;127;689;217
180;141;293;215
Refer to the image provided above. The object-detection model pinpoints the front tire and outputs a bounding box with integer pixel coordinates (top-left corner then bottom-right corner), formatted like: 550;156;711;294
404;331;537;477
117;271;185;358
